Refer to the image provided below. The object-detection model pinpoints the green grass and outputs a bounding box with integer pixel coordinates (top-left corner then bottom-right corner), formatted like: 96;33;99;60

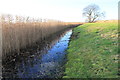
63;21;118;78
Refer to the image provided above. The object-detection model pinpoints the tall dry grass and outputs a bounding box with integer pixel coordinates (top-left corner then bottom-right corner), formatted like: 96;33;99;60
0;14;72;59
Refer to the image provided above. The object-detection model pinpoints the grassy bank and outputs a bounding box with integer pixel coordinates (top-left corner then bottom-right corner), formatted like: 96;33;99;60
64;20;118;78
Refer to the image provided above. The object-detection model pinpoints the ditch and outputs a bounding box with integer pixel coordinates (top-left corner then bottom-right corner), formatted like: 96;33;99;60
2;28;73;78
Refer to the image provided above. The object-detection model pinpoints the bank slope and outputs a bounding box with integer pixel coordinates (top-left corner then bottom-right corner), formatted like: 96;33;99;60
64;21;118;78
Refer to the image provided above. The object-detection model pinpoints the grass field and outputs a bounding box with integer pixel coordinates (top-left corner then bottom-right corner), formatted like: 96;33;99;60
64;20;119;78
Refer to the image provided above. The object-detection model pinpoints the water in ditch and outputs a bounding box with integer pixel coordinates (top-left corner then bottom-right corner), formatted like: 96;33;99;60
2;29;72;78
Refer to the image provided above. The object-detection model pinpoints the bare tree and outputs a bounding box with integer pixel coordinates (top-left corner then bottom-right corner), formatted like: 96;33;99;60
83;4;105;22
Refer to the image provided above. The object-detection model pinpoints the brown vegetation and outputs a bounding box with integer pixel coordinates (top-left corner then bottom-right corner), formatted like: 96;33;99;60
96;20;118;23
0;14;78;59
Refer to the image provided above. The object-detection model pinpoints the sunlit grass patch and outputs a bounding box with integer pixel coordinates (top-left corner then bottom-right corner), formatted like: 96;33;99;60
64;20;118;78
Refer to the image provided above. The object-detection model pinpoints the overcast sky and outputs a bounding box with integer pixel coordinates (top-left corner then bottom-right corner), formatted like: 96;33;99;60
0;0;119;22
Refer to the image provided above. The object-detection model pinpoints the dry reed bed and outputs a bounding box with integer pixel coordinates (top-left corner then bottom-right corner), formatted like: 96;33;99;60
0;14;72;59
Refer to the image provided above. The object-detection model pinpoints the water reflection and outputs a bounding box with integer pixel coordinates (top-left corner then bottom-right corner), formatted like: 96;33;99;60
2;29;72;78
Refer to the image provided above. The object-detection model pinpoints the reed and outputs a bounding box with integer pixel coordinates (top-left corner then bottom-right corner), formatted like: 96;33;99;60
1;14;72;59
